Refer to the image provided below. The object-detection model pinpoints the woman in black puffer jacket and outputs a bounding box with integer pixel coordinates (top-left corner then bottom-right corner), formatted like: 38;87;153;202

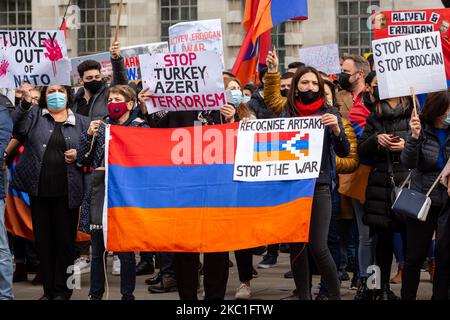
401;90;450;300
359;96;413;300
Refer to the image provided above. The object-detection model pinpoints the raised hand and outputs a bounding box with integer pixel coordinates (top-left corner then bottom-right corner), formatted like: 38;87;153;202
110;41;121;59
266;49;279;74
410;113;421;140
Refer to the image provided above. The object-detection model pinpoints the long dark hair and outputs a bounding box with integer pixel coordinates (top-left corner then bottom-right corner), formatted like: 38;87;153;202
286;67;325;116
38;85;73;109
420;89;450;125
375;96;414;116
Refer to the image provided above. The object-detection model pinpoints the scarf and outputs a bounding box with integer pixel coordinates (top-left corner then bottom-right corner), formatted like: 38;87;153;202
295;98;324;116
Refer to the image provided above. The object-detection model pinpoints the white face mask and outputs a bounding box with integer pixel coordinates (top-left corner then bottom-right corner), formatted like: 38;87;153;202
242;96;251;104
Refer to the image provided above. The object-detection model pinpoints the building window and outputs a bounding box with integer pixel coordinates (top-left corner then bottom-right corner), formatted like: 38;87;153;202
77;0;111;55
160;0;198;42
338;0;380;55
271;23;286;72
0;0;32;30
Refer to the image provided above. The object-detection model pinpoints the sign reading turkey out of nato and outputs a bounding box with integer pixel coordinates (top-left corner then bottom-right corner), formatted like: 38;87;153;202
234;117;325;182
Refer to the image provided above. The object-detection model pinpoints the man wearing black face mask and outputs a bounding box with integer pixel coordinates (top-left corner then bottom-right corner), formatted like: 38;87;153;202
71;41;128;120
337;58;375;300
336;55;370;119
70;42;129;272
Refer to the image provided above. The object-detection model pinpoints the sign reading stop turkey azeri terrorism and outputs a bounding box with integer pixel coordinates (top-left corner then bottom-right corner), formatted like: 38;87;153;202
139;51;225;113
234;118;325;182
372;31;447;100
0;30;71;88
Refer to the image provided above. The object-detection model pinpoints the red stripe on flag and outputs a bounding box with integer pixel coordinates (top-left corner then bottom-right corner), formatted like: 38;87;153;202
60;18;67;39
109;123;239;167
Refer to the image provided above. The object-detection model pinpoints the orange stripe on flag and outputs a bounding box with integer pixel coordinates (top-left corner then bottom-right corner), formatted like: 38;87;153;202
5;192;90;242
106;197;312;253
5;193;34;240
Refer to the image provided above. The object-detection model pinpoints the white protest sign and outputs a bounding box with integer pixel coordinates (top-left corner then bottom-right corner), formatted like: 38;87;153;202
299;44;341;75
70;42;169;86
372;31;447;100
0;30;71;88
169;19;225;69
140;51;225;113
234;117;325;182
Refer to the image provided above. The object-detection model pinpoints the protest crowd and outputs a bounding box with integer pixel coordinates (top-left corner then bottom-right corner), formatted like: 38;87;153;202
1;1;450;302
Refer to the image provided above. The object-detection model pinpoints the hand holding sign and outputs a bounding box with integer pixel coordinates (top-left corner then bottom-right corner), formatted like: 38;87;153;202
138;88;153;115
321;113;340;136
220;104;236;123
110;41;121;59
19;81;34;104
410;113;421;140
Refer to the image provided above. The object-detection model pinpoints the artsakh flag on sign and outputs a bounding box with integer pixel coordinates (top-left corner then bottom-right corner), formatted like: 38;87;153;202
104;123;315;253
253;131;309;162
373;8;450;83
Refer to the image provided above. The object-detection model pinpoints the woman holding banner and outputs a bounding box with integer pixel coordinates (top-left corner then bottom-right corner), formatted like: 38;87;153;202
358;91;413;300
401;90;450;300
11;83;89;300
264;50;350;300
77;85;148;300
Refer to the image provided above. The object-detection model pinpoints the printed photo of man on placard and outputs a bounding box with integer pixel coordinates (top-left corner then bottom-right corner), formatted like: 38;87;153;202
374;13;388;30
439;20;450;42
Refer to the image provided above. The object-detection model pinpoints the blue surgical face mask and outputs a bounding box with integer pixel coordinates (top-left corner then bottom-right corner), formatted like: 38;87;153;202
231;89;244;106
47;92;67;111
442;112;450;126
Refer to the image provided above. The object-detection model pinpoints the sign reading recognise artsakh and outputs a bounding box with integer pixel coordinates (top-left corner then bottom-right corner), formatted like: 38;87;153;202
234;117;325;182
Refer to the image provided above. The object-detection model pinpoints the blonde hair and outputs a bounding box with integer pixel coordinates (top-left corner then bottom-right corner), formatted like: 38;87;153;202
344;54;371;77
108;85;137;102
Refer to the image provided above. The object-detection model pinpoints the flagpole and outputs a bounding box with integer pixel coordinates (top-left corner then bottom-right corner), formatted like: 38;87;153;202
113;0;124;43
59;0;72;30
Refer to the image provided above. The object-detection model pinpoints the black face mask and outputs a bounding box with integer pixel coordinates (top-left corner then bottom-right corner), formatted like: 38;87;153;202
298;91;321;105
280;89;289;97
338;72;353;91
15;96;21;106
84;79;103;94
